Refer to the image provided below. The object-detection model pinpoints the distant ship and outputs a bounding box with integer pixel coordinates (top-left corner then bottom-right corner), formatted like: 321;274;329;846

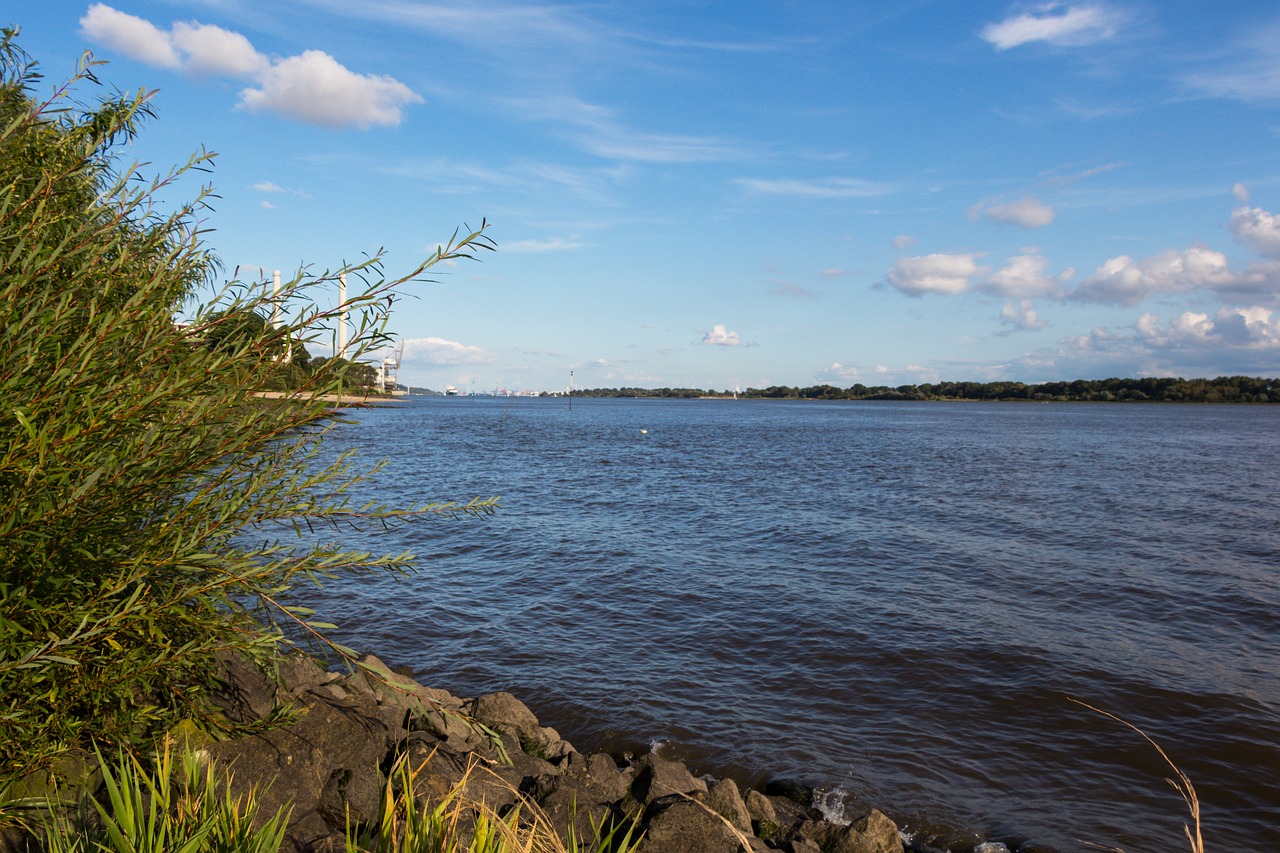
444;385;459;396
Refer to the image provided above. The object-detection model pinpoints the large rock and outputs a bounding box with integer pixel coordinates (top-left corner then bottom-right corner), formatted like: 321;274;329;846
636;797;745;853
793;809;903;853
707;777;753;835
203;694;388;844
524;773;616;844
629;753;708;806
210;649;280;724
563;752;632;804
466;691;548;749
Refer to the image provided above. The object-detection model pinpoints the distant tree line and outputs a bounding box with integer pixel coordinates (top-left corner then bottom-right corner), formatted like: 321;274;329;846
564;376;1280;403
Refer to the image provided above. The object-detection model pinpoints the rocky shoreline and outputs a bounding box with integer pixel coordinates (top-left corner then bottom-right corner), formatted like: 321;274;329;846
4;649;1048;853
223;650;908;852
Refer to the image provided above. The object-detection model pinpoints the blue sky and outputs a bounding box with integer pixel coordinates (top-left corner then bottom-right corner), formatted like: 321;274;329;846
14;1;1280;392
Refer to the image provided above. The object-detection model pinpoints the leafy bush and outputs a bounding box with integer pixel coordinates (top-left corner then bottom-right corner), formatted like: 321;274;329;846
0;29;495;778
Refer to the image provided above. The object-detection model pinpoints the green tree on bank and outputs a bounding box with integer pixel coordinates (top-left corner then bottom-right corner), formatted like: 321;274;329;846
0;31;495;779
568;375;1280;403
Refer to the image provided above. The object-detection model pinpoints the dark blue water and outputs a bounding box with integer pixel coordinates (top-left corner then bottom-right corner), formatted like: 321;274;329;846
301;397;1280;852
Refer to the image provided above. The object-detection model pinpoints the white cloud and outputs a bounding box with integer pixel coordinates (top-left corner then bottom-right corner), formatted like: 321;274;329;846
239;51;422;129
1230;206;1280;259
81;4;180;67
1071;246;1236;305
1061;325;1115;351
170;21;269;77
972;197;1056;228
999;299;1048;333
402;336;496;365
888;253;985;296
986;250;1065;298
249;181;312;199
80;5;421;129
1234;183;1251;204
701;324;741;346
892;235;917;250
1135;307;1280;349
982;3;1126;50
815;362;862;383
735;177;896;198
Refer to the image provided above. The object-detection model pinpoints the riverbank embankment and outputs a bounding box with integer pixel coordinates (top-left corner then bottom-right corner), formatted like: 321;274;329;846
2;649;915;853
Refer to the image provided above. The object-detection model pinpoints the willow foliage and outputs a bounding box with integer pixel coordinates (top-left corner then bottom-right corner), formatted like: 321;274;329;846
0;31;495;775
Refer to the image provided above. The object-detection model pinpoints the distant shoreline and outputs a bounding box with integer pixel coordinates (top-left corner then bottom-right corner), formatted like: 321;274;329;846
252;391;405;405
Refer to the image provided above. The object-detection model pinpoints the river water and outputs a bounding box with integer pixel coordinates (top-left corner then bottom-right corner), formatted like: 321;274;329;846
300;397;1279;852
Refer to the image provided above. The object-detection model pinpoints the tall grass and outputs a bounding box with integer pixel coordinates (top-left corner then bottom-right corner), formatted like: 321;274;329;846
349;750;642;853
12;744;640;853
1071;698;1204;853
34;740;287;853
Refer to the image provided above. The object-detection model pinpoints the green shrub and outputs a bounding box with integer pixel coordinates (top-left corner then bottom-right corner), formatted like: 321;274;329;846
0;29;495;780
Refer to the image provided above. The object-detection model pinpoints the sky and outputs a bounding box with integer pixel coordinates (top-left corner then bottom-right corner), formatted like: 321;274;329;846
12;1;1280;392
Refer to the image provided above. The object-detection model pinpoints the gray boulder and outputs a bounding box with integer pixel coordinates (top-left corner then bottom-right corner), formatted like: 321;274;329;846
203;694;387;842
637;797;746;853
708;777;753;835
630;753;709;806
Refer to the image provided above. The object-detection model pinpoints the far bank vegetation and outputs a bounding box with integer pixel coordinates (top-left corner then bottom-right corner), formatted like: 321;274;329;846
568;375;1279;403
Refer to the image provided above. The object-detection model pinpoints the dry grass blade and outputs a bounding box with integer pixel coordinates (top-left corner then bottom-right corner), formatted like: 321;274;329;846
1069;697;1204;853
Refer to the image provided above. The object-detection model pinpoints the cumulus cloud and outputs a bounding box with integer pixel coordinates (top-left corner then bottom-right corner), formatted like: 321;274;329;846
999;299;1048;333
1071;246;1237;305
1061;325;1115;352
971;197;1056;228
981;3;1126;50
1230;206;1280;259
81;4;180;67
1234;183;1251;204
170;20;268;77
701;324;741;346
888;253;986;297
815;362;862;383
986;249;1068;298
402;336;496;365
1135;307;1280;349
80;4;420;128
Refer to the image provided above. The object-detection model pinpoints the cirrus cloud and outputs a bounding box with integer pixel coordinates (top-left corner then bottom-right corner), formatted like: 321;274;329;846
981;3;1127;50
